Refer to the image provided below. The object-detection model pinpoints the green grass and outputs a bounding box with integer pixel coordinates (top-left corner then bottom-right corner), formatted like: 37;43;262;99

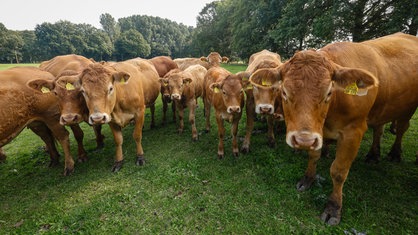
0;64;417;234
0;63;39;70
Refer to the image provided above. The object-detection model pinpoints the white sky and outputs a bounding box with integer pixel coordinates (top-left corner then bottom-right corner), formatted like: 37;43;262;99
0;0;214;30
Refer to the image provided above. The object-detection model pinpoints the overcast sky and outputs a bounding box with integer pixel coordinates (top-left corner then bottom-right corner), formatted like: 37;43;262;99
0;0;214;30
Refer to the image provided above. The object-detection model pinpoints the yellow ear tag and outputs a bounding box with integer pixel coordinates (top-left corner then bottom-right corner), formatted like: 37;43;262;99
41;86;50;93
163;82;168;87
242;76;249;81
213;87;220;93
65;83;75;90
262;78;272;87
246;84;253;90
344;82;358;95
120;78;126;84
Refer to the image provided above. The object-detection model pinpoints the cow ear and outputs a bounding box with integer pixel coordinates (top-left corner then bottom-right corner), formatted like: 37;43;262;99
333;66;378;96
159;78;169;87
113;72;130;84
200;56;208;62
222;56;229;63
209;83;221;93
27;79;55;94
183;77;192;85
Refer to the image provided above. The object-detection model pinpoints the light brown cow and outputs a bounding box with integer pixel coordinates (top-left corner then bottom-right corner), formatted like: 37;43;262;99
125;58;161;128
243;50;283;149
203;67;246;158
274;32;418;225
174;52;229;70
160;65;207;140
148;56;179;125
0;67;76;175
76;62;147;171
37;54;105;150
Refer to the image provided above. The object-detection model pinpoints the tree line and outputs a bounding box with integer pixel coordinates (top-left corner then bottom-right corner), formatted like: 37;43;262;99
0;0;416;63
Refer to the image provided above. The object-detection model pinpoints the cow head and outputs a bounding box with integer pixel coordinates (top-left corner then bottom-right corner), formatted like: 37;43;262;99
201;52;223;67
278;50;378;151
27;71;87;125
159;77;172;103
210;74;245;114
160;70;193;101
78;63;129;125
249;68;283;120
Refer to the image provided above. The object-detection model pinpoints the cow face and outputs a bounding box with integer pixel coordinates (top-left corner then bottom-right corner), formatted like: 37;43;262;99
201;52;223;67
279;50;377;151
159;78;172;103
164;71;192;101
210;74;244;114
249;68;283;118
79;63;128;125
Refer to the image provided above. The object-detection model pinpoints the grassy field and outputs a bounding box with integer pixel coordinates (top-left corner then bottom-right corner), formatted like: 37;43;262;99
0;63;417;234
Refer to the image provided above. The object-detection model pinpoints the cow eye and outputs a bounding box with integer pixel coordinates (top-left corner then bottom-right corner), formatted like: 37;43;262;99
281;90;288;102
109;86;114;94
325;90;332;103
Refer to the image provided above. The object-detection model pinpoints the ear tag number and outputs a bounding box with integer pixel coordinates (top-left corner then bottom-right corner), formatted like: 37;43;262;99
344;83;358;95
41;86;51;93
66;83;75;90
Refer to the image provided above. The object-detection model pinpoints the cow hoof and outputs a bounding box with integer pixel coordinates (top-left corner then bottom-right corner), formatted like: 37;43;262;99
217;154;224;159
136;156;145;166
205;129;210;133
268;140;276;148
296;175;315;191
320;200;341;225
233;152;239;158
48;159;60;167
364;153;379;164
112;160;124;172
240;146;249;154
320;212;340;226
77;155;88;163
192;136;198;142
63;167;74;176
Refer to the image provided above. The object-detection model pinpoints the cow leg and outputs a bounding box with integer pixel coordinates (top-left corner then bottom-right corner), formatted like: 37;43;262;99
172;102;176;122
177;101;185;134
267;115;276;148
47;123;74;176
241;95;255;153
387;118;410;162
69;124;88;163
162;99;168;125
0;147;6;163
27;121;60;167
297;149;321;191
188;99;198;141
231;118;240;158
133;109;145;166
365;125;383;163
93;125;105;149
389;121;397;134
321;124;366;226
215;113;225;159
150;104;156;129
204;99;211;133
109;123;124;172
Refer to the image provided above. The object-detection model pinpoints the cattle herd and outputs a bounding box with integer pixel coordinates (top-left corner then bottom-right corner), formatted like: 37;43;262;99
0;32;417;225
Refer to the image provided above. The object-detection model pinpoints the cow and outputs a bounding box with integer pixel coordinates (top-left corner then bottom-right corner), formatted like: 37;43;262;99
75;62;147;172
159;65;207;140
37;54;105;150
273;32;418;225
148;56;179;125
174;52;229;70
203;67;248;158
124;58;161;128
0;67;76;175
242;50;283;150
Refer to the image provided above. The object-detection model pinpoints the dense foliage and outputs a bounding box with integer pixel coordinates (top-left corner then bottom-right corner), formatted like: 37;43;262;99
0;0;416;63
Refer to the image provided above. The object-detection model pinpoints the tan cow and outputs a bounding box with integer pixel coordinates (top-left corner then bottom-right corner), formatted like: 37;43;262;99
37;54;105;150
203;67;247;158
148;56;179;125
174;52;229;70
242;50;283;149
125;58;161;128
274;32;418;225
0;67;76;175
159;65;207;140
76;62;147;171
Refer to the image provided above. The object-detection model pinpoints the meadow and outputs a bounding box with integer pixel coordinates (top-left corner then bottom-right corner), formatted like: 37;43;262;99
0;63;417;234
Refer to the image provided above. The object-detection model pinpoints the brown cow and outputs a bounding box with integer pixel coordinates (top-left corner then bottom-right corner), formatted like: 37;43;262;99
148;56;179;125
1;67;76;175
243;50;283;149
37;54;105;150
175;52;229;70
160;65;207;140
125;58;161;128
203;67;247;158
274;32;418;225
76;62;147;171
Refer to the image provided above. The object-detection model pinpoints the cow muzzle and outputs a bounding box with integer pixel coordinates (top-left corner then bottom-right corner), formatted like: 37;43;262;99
171;93;181;101
256;104;274;115
286;131;323;150
227;106;241;114
60;113;82;125
89;113;111;125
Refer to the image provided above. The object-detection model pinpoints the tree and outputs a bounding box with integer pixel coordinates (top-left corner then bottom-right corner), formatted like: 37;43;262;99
100;13;120;44
114;29;151;60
